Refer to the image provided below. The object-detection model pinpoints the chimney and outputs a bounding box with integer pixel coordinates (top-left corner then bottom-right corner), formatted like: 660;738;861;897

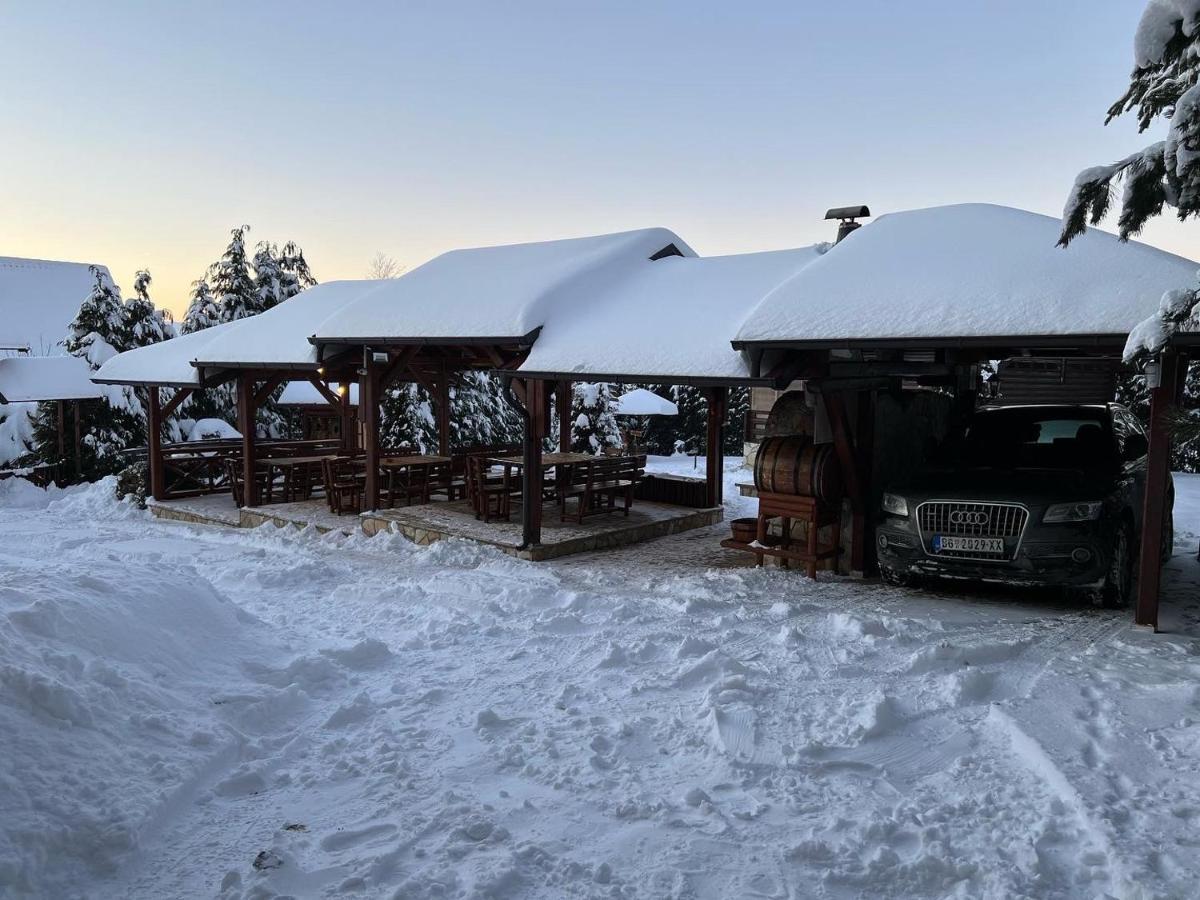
824;205;871;243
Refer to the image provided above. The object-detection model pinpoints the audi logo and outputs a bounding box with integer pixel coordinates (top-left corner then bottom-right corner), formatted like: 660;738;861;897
949;511;990;526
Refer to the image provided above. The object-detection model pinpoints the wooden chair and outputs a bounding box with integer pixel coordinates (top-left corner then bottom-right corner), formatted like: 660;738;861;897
323;457;365;515
425;461;459;502
225;458;272;507
469;456;512;522
559;456;643;523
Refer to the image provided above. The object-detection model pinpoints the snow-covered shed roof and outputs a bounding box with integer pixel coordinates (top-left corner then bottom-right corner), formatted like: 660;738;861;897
313;228;693;344
615;388;678;416
92;321;242;387
518;246;828;382
0;257;110;357
0;355;104;403
277;380;360;406
734;204;1200;348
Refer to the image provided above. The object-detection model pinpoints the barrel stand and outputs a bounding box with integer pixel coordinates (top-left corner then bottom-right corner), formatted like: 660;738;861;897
721;490;841;578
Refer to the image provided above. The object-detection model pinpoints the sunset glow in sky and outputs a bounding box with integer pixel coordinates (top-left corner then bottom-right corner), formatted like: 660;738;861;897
1;1;1192;317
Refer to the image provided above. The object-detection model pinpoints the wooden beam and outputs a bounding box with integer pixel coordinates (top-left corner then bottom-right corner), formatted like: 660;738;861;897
236;374;259;507
435;362;451;457
160;387;194;421
1135;350;1181;630
360;359;382;511
556;380;572;453
509;377;528;410
304;376;341;407
824;390;866;573
704;387;727;508
340;381;355;450
853;389;877;575
56;400;65;463
521;378;547;548
73;400;83;481
147;388;165;500
380;346;420;389
253;374;286;408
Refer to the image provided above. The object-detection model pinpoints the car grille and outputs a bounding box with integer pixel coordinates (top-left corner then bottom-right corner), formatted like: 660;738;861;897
916;501;1029;561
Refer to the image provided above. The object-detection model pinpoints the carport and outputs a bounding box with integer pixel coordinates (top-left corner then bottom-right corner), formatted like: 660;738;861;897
733;204;1199;630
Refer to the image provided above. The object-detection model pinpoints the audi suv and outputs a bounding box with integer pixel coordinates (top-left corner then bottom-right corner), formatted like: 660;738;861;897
875;403;1172;606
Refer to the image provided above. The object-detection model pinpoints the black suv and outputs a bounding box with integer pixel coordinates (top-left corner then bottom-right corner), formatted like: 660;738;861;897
876;403;1172;606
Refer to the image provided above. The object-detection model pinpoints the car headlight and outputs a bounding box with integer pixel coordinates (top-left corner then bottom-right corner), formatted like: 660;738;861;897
881;492;909;517
1043;501;1103;523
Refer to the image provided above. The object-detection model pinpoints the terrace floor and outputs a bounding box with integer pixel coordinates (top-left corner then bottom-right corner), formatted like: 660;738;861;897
146;493;723;561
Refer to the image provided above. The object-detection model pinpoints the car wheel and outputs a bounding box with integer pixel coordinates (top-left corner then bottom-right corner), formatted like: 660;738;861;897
1101;523;1133;609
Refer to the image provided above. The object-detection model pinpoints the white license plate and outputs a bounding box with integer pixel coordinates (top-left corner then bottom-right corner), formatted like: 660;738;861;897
933;535;1004;554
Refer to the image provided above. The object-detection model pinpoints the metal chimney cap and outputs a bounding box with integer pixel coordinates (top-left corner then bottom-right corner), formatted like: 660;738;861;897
824;205;871;221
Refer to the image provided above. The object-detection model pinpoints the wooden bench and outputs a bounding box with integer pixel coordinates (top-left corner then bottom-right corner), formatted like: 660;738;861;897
559;455;644;523
323;457;366;515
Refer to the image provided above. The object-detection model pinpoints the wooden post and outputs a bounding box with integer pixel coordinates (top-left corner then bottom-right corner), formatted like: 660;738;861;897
521;378;547;548
360;357;382;511
236;374;259;507
1135;350;1181;630
147;387;165;500
557;380;572;452
436;363;451;457
704;386;727;508
73;400;83;481
340;382;354;450
824;390;866;574
853;389;877;575
56;400;65;463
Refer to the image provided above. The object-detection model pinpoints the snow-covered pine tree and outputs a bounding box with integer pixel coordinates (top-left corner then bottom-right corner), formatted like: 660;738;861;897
209;226;259;322
120;270;174;350
723;386;749;455
570;382;621;454
380;382;437;452
1059;0;1200;357
672;385;708;456
180;278;221;335
1117;361;1200;471
28;268;149;478
252;240;316;311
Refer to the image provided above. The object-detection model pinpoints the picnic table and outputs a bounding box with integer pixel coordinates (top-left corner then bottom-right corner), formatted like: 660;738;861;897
379;454;455;506
256;453;339;503
486;452;598;507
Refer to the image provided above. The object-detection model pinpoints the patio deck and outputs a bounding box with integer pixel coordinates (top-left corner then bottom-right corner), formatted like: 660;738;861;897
361;499;722;561
146;494;722;560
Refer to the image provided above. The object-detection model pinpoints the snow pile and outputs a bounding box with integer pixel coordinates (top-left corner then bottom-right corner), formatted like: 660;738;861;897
0;401;35;466
186;418;241;441
1135;0;1200;67
1;471;1199;897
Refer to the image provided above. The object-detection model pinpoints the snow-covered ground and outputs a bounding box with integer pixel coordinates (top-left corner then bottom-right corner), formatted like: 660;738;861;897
2;465;1199;899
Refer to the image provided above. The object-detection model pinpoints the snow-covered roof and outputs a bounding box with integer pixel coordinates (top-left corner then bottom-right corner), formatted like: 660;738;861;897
192;282;370;367
277;380;360;406
615;388;678;416
518;246;828;381
313;228;693;343
0;257;110;357
92;320;242;387
0;355;104;402
734;204;1200;348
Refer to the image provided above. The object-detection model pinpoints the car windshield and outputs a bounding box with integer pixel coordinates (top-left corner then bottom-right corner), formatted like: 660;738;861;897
942;407;1113;470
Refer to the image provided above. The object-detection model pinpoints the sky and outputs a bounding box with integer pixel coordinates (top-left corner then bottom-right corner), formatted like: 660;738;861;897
0;1;1192;318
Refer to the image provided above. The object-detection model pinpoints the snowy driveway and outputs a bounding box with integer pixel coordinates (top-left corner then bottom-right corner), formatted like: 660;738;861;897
2;475;1199;899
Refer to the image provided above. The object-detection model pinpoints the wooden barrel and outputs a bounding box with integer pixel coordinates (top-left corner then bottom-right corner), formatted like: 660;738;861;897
753;435;842;501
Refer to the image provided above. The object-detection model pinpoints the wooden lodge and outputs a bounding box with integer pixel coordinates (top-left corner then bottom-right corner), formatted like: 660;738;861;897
92;204;1198;629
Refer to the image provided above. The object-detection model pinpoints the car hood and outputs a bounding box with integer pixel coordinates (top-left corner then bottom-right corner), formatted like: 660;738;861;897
891;466;1113;504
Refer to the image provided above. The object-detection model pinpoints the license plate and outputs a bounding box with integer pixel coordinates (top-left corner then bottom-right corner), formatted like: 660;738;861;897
933;535;1004;554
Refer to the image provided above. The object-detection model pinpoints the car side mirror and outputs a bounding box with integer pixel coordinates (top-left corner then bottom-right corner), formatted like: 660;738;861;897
1124;434;1148;461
